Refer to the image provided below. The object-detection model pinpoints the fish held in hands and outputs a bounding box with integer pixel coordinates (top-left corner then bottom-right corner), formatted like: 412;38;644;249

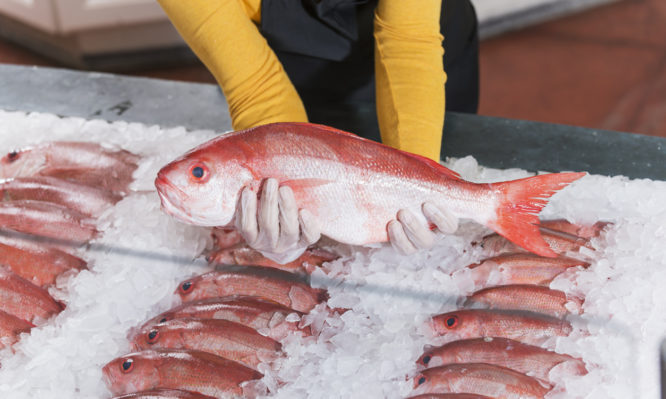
0;176;121;217
417;337;587;381
0;266;63;323
102;349;262;397
0;309;33;349
464;285;582;318
175;268;327;313
412;363;551;398
0;200;97;245
207;244;337;273
429;309;572;347
0;141;139;193
139;296;308;340
155;122;585;257
463;253;589;288
111;389;215;399
0;233;87;287
130;318;282;370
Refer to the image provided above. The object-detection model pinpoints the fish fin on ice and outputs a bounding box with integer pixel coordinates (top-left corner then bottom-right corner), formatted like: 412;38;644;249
488;172;587;258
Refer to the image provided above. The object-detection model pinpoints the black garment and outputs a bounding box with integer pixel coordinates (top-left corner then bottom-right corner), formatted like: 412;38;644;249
260;0;479;143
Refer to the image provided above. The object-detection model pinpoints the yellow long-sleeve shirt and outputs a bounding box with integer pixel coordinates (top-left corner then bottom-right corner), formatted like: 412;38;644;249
158;0;445;161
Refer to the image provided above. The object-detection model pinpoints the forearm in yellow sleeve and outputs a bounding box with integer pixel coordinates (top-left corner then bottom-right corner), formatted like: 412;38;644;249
157;0;307;130
374;0;446;161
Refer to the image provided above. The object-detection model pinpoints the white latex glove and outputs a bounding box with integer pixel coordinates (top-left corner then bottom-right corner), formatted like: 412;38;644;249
387;203;458;255
236;178;321;264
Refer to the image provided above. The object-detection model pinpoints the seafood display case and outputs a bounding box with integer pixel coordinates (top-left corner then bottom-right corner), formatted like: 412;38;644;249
0;64;665;399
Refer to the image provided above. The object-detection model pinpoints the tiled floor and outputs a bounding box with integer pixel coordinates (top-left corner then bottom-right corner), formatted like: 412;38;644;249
0;0;664;138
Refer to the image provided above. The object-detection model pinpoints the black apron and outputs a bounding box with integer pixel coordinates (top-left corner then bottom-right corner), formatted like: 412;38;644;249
260;0;479;144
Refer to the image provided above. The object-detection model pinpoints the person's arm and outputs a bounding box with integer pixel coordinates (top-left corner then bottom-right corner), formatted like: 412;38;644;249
156;0;307;130
374;0;445;162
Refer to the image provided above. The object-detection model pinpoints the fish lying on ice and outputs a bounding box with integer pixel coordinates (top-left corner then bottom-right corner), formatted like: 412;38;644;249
463;285;583;318
102;349;262;397
0;200;97;245
0;141;139;193
155;122;585;258
130;318;282;370
412;363;550;398
461;253;589;288
429;309;572;347
0;176;121;217
139;296;309;340
478;228;592;256
175;268;328;313
0;233;87;287
0;266;63;323
111;388;215;398
417;337;587;381
207;244;337;274
539;219;610;239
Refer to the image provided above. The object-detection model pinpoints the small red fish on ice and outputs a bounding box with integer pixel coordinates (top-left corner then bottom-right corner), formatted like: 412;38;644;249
155;122;585;257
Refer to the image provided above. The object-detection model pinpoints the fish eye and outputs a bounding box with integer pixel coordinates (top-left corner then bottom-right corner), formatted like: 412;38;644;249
121;358;134;373
188;162;210;183
444;315;459;329
422;355;431;365
147;330;159;344
417;376;426;385
6;151;19;162
159;317;168;323
179;281;193;294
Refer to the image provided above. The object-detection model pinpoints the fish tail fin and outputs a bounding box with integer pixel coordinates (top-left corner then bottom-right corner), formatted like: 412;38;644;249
488;172;586;258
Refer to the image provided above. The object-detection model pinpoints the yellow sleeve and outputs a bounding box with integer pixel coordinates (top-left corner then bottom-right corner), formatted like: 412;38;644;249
156;0;307;130
374;0;446;161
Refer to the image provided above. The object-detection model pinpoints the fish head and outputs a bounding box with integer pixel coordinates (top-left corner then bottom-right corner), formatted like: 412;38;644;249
155;145;254;226
102;351;160;395
0;147;43;178
130;319;189;352
174;273;217;302
138;310;177;333
416;349;446;369
430;310;481;342
411;367;454;395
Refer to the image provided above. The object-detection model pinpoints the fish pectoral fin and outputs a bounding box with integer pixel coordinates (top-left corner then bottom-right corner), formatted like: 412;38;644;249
281;178;333;191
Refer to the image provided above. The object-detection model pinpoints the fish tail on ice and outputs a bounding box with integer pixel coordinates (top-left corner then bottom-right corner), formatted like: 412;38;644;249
487;172;587;258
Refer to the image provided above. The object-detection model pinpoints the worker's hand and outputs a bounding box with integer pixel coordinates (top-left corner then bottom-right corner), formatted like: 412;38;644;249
387;203;458;255
235;178;321;264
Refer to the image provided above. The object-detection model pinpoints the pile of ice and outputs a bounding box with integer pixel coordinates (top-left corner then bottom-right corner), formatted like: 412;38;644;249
0;109;664;399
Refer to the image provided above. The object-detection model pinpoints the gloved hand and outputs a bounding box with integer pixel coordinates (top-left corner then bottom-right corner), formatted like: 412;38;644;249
235;178;321;264
387;203;458;255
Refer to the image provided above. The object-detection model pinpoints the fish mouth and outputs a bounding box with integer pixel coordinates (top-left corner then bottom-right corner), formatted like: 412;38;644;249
154;174;193;222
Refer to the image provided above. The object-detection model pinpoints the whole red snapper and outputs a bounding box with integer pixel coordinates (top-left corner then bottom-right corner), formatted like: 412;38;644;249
539;219;609;238
155;122;585;257
0;266;63;323
207;244;337;274
102;349;262;397
462;253;589;288
112;389;214;399
0;233;87;287
412;363;550;398
417;337;587;381
139;296;308;340
0;141;139;193
0;200;96;245
464;285;582;318
130;318;282;370
430;309;572;347
479;228;591;256
0;176;121;216
175;268;327;313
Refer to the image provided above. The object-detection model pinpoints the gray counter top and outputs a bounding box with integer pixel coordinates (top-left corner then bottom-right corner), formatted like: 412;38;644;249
0;64;663;180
